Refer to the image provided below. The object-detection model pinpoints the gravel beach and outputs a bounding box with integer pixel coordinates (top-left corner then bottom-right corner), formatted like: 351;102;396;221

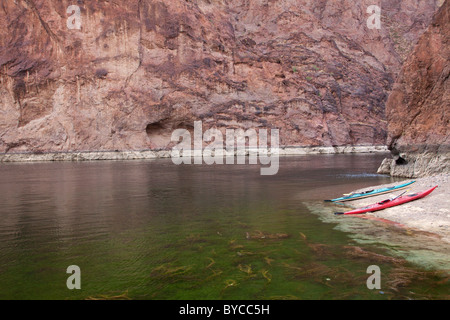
346;174;450;243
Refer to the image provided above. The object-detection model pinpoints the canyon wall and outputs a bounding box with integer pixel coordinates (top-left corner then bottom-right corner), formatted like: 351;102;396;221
378;0;449;177
0;0;439;154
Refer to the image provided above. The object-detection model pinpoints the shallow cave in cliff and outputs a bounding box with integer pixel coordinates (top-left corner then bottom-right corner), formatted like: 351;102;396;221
146;121;194;136
145;121;195;150
395;156;408;165
145;122;170;150
146;122;165;137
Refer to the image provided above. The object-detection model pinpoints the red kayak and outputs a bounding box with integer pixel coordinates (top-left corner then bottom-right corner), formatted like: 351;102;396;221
334;186;437;215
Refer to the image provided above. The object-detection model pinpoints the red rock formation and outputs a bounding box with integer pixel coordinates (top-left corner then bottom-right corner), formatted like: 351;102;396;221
0;0;439;154
379;0;449;177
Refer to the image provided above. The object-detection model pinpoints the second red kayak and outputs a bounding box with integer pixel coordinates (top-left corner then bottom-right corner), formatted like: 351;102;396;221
334;186;437;215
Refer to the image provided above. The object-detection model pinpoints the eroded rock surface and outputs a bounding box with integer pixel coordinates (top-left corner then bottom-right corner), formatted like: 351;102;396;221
0;0;440;154
379;0;449;177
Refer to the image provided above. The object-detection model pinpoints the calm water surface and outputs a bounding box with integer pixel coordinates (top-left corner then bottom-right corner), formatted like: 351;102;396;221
0;154;448;299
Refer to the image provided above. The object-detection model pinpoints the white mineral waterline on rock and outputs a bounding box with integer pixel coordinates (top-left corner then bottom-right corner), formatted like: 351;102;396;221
0;145;389;162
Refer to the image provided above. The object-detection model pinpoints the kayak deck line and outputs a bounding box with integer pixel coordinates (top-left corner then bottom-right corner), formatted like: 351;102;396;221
324;180;416;202
334;186;438;215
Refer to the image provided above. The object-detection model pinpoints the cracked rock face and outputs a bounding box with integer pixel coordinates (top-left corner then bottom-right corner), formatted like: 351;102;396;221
0;0;439;153
379;0;449;177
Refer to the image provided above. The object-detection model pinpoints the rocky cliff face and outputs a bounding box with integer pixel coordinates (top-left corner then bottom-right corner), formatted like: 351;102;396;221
0;0;439;154
378;0;449;177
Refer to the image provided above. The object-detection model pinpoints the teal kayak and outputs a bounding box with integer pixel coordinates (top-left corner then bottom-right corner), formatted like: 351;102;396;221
324;180;416;202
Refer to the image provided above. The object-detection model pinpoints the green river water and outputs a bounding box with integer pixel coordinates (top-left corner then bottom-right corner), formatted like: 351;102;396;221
0;154;448;300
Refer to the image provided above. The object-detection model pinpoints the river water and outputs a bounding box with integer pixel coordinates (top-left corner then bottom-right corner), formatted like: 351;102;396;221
0;154;448;299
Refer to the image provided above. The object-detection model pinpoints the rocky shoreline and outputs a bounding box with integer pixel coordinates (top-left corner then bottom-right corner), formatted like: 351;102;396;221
377;152;450;178
346;174;450;243
0;145;388;162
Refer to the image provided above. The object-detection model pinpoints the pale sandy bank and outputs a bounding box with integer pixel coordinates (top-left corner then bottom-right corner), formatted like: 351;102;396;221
346;174;450;243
